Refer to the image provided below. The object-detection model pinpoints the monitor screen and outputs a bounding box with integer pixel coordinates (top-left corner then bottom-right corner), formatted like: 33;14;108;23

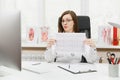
0;10;21;71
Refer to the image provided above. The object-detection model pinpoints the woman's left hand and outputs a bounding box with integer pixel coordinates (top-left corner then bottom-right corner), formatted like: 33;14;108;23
84;39;96;48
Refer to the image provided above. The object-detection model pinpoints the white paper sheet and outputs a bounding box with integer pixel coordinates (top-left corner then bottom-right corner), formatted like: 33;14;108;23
55;33;86;56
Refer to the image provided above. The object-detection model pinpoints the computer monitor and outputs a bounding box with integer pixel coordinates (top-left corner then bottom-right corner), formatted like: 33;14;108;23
0;11;21;71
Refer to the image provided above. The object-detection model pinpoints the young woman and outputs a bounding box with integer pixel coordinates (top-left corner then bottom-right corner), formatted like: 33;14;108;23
44;10;99;63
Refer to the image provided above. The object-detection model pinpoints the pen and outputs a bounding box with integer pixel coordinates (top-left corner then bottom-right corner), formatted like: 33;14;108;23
114;58;117;64
110;53;115;64
107;58;111;64
117;58;120;64
106;52;113;64
54;58;57;62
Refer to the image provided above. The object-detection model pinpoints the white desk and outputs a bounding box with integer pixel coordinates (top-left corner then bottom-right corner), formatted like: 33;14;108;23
0;61;120;80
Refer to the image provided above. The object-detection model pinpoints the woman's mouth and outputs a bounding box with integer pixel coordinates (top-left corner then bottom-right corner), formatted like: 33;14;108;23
64;26;67;29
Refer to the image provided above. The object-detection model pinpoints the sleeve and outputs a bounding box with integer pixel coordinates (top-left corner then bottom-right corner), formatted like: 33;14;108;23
44;46;56;63
82;45;100;63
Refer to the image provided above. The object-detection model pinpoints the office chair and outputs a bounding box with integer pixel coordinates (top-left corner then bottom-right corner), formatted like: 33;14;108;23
77;16;91;63
77;16;91;38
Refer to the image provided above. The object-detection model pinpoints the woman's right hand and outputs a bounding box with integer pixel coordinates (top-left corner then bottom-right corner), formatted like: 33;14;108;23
47;39;56;48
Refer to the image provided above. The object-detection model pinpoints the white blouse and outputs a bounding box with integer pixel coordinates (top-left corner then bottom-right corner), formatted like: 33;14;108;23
44;44;99;63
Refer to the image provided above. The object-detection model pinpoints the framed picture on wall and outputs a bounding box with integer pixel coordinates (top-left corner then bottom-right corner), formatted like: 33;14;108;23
38;26;49;47
26;27;38;44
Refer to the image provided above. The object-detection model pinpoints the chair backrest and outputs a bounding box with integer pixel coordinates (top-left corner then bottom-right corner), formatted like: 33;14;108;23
77;16;91;38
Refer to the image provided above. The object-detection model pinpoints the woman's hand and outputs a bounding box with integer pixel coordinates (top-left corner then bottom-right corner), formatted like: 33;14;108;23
47;39;56;48
84;39;96;48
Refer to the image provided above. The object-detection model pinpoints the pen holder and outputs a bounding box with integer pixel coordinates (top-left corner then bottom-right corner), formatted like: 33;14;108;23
109;64;119;77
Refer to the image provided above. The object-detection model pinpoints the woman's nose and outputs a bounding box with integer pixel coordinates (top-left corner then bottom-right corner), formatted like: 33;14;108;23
63;22;67;25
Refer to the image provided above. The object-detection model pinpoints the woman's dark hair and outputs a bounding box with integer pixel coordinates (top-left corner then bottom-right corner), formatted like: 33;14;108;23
58;10;79;32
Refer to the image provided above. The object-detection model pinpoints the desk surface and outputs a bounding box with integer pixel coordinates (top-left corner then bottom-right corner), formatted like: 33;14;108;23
0;61;120;80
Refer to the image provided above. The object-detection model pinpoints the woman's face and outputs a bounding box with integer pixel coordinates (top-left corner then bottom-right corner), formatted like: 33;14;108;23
61;14;74;32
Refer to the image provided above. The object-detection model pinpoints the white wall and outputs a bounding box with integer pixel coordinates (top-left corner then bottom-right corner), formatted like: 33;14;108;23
45;0;82;33
89;0;120;40
0;0;16;10
17;0;44;26
80;0;89;15
16;0;89;41
16;0;45;42
45;0;120;42
1;0;120;44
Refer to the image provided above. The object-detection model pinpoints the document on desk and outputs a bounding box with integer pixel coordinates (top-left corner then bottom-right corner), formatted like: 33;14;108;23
58;63;97;74
55;33;86;55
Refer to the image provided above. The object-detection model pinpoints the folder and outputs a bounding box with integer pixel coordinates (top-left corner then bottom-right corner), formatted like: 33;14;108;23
117;28;120;45
113;27;118;45
57;63;97;74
